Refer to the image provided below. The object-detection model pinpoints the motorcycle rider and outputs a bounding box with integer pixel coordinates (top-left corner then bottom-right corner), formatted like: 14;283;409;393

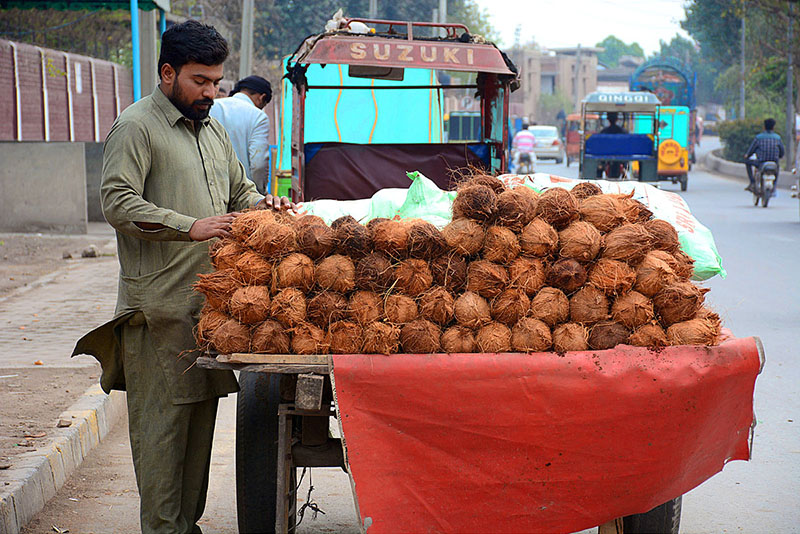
744;118;785;193
511;120;537;173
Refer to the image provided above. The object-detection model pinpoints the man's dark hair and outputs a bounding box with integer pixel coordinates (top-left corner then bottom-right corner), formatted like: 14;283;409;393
158;20;228;76
764;118;776;131
607;111;619;124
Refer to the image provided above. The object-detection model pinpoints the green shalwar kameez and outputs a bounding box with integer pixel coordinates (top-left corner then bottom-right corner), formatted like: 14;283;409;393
73;87;263;533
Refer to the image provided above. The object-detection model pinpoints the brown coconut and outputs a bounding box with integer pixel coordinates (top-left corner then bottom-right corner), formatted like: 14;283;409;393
371;219;411;257
418;286;455;326
430;254;468;292
331;215;358;229
654;281;707;326
491;288;531;325
291;322;327;355
666;317;721;346
195;308;229;347
315;254;356;293
334;221;372;258
635;252;678;297
645;219;680;252
251;319;291;354
356;253;395;292
569;286;610;324
441;326;476;353
384;294;419;324
349;291;383;325
193;269;242;311
275;253;314;292
400;319;442;353
670;250;696;279
611;291;655;329
327;321;364;354
442;218;485;256
482;226;521;263
363;322;400;355
234;250;273;286
546;258;588;294
519;218;559;257
395;259;434;296
495;188;538;231
603;223;653;265
230;210;275;242
466;260;509;299
270;288;307;326
628;323;668;347
609;193;653;223
588;321;631;350
452;184;497;222
245;221;296;256
578;195;627;233
508;257;547;296
228;286;272;325
210;239;245;270
476;322;512;353
454;291;491;329
588;258;637;295
558;221;602;262
295;222;335;259
529;287;569;326
571;181;603;200
307;291;349;328
460;173;507;195
552;323;589;353
407;220;447;259
293;214;326;228
209;318;251;354
511;317;552;352
366;217;390;234
535;188;579;229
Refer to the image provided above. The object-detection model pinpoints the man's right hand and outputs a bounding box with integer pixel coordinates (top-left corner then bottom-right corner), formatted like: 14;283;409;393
188;213;241;241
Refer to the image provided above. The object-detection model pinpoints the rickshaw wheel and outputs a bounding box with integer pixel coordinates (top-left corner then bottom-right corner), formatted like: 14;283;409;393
680;175;688;192
622;496;682;534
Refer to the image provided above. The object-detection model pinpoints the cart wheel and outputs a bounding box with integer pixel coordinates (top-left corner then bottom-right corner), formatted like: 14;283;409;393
565;157;571;167
680;175;688;192
622;496;682;534
761;189;771;207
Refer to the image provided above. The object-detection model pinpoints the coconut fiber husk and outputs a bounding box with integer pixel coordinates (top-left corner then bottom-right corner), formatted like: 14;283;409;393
467;260;509;299
251;319;291;354
511;317;552;352
295;222;336;259
558;221;602;262
588;258;636;295
588;321;631;350
418;286;455;326
508;257;546;296
395;259;434;296
294;214;326;229
407;220;447;259
441;218;485;256
529;287;569;326
230;210;275;242
628;323;668;348
452;184;498;222
270;288;307;326
495;188;538;232
491;288;531;325
401;319;442;353
454;291;491;329
210;318;251;354
535;188;579;229
356;252;395;292
195;308;229;347
363;322;400;355
372;219;410;258
234;250;273;286
327;321;364;354
666;317;721;346
459;173;507;195
228;286;271;325
331;215;358;229
552;323;589;353
644;219;680;252
384;294;419;324
608;192;653;223
611;291;655;329
519;218;559;257
670;250;696;279
546;258;588;294
334;221;372;258
578;195;626;233
602;223;653;264
571;181;602;200
349;291;383;325
441;326;476;353
654;280;708;326
476;322;512;353
315;254;356;293
366;217;390;234
210;238;245;271
569;286;610;324
193;269;242;312
291;322;328;355
483;226;521;263
307;291;349;328
430;254;468;292
245;221;296;256
634;252;678;297
275;253;314;292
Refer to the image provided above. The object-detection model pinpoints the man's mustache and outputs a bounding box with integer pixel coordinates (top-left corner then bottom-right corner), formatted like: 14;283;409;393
194;98;214;107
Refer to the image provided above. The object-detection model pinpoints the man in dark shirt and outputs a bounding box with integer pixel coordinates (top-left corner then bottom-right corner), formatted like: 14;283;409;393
601;112;627;134
744;118;785;192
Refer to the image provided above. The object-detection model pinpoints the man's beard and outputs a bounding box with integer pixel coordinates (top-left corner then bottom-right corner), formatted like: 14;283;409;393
168;81;213;121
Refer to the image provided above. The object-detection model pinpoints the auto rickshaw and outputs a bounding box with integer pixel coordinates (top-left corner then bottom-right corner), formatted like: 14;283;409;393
565;112;600;167
579;91;661;181
632;105;691;190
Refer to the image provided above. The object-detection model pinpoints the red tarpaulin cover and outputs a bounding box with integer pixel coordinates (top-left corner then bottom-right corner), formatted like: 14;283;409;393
332;336;762;533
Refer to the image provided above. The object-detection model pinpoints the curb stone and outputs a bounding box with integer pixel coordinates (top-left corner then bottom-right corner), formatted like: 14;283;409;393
0;385;126;534
702;150;793;191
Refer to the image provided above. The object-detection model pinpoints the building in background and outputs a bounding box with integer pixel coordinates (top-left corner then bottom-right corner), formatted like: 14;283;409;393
596;55;645;93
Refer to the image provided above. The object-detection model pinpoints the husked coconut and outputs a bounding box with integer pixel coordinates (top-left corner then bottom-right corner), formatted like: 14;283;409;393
491;288;530;325
441;218;485;256
546;258;587;294
384;294;418;324
275;253;314;292
511;317;552;352
611;291;655;329
401;319;442;353
452;184;498;222
418;286;455;326
578;195;626;233
467;260;509;299
355;252;395;292
441;326;476;353
569;286;610;324
508;257;546;296
291;322;327;355
349;291;383;324
430;254;468;292
315;254;356;293
483;226;521;263
628;323;668;347
327;321;364;354
535;188;579;229
363;322;400;354
251;320;291;354
395;259;434;296
453;291;491;329
654;281;708;326
558;221;602;262
602;223;653;264
635;252;678;297
372;220;411;257
520;218;559;257
529;287;569;326
193;269;242;312
644;219;680;252
588;258;636;295
588;321;630;350
552;323;589;352
407;220;447;259
476;322;512;353
234;250;273;286
307;291;349;328
210;318;251;354
495;188;538;231
571;181;602;200
270;288;307;326
228;286;271;325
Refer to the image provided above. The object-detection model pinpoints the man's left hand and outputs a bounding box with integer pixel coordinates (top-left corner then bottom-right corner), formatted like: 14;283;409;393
257;194;297;213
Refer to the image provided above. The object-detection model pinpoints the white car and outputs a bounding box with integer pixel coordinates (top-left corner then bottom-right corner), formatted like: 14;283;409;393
529;125;565;163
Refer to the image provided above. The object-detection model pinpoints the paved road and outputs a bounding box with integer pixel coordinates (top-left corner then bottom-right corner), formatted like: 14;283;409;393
21;145;800;533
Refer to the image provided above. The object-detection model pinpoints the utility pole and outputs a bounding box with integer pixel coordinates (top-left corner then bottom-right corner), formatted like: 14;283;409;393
786;1;795;170
574;44;582;112
369;0;377;19
438;0;447;37
239;0;254;80
740;2;746;119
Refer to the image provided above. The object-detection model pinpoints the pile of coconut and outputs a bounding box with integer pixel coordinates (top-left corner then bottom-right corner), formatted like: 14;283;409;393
193;176;721;356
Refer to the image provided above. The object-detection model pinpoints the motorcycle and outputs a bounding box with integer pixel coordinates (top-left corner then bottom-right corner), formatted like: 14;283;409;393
512;150;536;175
752;161;779;208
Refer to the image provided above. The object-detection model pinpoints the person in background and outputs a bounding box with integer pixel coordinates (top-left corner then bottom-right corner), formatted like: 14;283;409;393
209;75;272;194
601;111;627;134
744;118;785;192
511;120;537;173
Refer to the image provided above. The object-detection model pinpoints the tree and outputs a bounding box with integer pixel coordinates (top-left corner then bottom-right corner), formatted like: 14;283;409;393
595;35;644;68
